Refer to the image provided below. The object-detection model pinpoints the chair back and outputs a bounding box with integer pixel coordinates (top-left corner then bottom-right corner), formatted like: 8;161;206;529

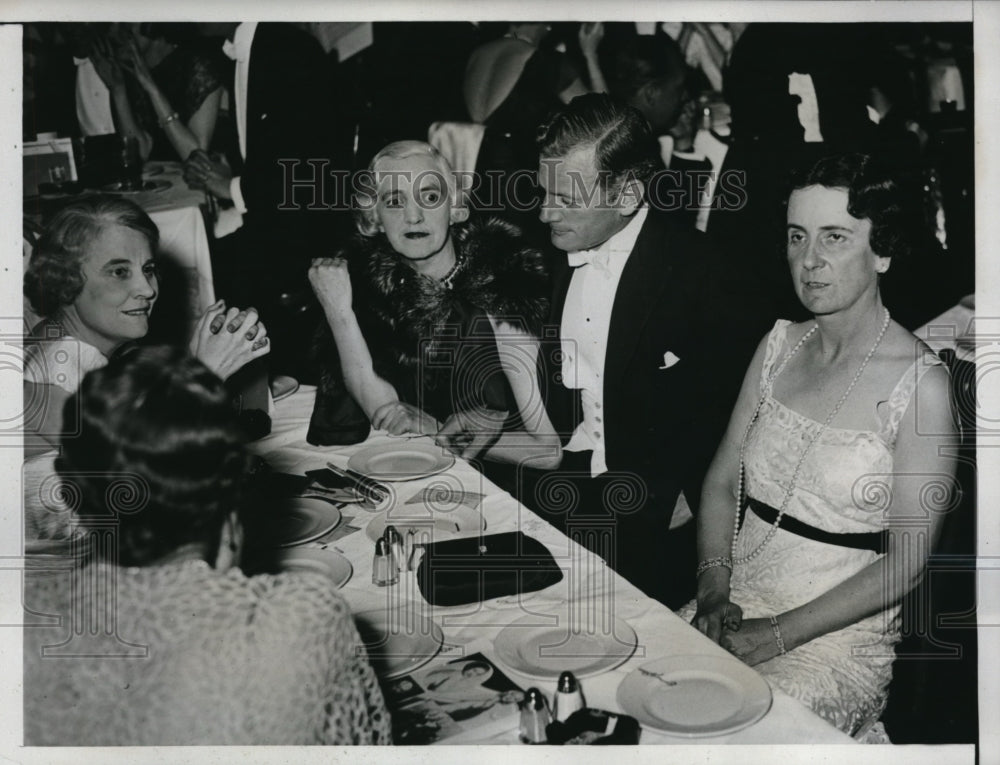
428;121;486;177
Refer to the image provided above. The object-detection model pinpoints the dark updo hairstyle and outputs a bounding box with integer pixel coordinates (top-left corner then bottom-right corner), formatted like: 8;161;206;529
787;153;909;262
24;196;159;320
57;346;248;567
537;93;661;195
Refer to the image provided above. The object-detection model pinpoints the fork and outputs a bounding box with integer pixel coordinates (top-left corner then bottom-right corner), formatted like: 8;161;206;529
384;432;434;441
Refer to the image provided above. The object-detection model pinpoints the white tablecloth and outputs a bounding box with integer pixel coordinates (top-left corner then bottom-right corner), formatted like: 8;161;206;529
140;163;215;319
250;386;854;746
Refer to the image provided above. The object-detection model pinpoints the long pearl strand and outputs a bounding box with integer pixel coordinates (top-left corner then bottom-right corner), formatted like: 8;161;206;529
731;307;892;565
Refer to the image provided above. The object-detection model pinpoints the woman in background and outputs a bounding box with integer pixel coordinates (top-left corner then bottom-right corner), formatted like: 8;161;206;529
90;23;224;161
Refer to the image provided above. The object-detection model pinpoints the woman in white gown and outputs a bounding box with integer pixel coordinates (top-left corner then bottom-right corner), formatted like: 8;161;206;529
681;153;957;739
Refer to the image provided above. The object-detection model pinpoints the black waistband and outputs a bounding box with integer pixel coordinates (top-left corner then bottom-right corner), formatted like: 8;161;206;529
746;497;888;554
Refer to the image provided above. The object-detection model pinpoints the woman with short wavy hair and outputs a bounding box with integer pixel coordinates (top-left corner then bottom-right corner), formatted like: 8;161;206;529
23;195;267;452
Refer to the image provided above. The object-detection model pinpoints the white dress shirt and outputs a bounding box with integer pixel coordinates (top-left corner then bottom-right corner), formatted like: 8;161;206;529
561;206;648;477
222;22;257;214
74;57;114;136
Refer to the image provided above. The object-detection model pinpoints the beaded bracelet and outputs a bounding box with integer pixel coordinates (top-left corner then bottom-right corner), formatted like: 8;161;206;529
769;615;787;655
696;556;733;577
159;112;180;128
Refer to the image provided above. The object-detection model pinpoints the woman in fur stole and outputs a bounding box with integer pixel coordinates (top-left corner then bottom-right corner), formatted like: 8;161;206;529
308;140;560;468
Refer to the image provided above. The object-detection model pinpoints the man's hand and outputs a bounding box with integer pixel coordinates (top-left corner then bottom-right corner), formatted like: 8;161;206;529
183;149;233;199
435;407;509;460
372;401;440;436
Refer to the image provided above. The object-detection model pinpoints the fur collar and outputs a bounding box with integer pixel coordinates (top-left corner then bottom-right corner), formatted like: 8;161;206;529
345;216;550;343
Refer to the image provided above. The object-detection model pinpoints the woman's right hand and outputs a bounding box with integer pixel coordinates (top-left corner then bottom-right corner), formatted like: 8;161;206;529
90;34;125;91
692;594;743;645
119;36;157;92
309;257;353;316
578;22;605;59
189;300;270;381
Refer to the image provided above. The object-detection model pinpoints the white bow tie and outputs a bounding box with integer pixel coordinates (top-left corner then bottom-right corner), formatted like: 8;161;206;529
567;250;612;271
222;38;238;60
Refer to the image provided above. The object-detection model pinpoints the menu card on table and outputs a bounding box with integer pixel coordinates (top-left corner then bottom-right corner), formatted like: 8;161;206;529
382;651;524;745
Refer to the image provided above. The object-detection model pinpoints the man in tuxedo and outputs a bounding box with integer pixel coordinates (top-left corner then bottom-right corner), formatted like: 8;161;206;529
527;94;762;608
184;22;346;380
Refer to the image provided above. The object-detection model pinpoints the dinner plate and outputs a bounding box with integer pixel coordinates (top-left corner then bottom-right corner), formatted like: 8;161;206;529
365;505;486;542
353;609;444;679
272;547;352;588
265;498;342;547
348;442;455;481
616;655;773;737
493;614;638;680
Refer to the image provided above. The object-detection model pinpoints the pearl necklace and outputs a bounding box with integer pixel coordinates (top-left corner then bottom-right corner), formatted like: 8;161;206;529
439;256;465;290
731;307;891;564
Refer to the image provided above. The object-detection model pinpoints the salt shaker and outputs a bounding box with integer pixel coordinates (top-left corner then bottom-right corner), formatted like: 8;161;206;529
553;671;585;722
371;537;398;586
519;687;551;744
384;525;405;573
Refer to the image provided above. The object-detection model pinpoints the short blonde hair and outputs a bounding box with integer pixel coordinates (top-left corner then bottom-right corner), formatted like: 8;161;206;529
353;140;469;237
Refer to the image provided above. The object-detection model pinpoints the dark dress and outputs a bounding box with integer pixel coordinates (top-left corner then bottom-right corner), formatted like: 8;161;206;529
126;47;225;161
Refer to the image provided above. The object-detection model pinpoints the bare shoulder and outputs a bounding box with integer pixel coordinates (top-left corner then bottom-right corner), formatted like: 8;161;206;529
887;321;949;382
886;322;954;428
783;319;815;347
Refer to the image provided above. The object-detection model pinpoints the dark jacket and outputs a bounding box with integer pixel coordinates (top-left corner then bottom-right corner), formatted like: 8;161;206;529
239;23;342;272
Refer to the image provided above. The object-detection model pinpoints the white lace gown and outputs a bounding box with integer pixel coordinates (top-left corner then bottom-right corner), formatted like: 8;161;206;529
680;319;941;738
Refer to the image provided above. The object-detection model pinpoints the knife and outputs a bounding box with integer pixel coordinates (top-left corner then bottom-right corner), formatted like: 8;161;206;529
325;462;389;503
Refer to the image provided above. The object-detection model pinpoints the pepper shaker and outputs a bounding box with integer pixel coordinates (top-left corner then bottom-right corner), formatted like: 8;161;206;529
553;671;585;722
519;687;551;744
384;525;405;573
371;537;398;586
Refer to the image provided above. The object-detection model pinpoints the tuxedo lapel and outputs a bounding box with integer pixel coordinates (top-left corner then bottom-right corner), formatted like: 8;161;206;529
544;256;582;440
605;213;675;390
244;25;269;153
549;257;575;327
